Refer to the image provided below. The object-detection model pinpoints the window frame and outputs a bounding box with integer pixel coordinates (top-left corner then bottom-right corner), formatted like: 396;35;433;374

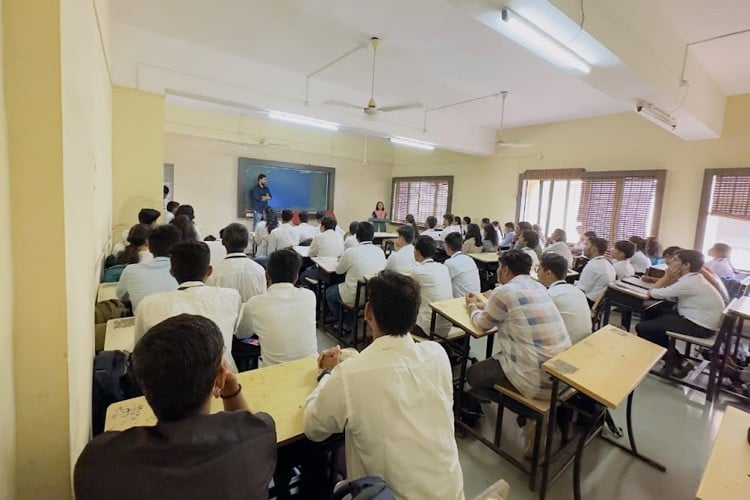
694;167;750;249
390;176;454;226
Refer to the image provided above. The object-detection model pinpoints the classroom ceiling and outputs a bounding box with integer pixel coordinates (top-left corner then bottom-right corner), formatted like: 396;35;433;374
110;0;750;155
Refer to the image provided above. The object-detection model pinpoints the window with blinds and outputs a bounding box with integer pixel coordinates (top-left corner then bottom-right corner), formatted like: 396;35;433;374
710;175;750;220
390;176;453;225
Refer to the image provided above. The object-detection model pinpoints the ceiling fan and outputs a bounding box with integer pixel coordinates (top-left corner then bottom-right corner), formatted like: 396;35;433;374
496;91;531;149
326;37;422;117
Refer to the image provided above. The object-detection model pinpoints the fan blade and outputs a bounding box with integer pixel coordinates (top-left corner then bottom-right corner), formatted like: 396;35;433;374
379;102;423;113
324;99;364;110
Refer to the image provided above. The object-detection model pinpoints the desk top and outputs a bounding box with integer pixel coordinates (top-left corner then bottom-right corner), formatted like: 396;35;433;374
293;245;310;258
608;280;651;300
430;297;489;339
311;256;339;274
727;296;750;320
373;232;398;239
696;406;750;500
97;282;118;303
621;276;655;290
104;317;136;352
470;253;499;264
105;356;318;444
543;324;665;408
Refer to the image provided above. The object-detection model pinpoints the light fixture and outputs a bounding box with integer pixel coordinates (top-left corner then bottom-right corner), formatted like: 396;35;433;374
389;136;435;150
268;110;339;131
499;8;591;75
636;102;677;131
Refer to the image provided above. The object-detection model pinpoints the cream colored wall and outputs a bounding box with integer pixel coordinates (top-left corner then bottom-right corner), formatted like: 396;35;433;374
0;0;16;497
112;86;164;237
164;105;396;236
393;94;750;249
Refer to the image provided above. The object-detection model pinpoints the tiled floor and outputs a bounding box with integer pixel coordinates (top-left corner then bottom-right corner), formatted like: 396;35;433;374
315;328;744;500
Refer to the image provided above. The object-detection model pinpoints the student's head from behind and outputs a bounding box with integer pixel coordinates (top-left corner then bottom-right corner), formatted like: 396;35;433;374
483;223;498;245
443;213;454;226
444;232;463;256
175;205;195;221
673;250;704;274
267;249;301;285
221;223;249;253
348;221;359;236
163;185;169;199
166;201;180;214
628;235;646;252
395;224;415;249
356;221;375;243
171;215;197;242
645;236;662;258
170;241;211;283
613;240;636;261
549;228;567;243
498;250;532;284
365;270;421;337
414;234;436;261
148;224;182;257
519;230;539;250
481;217;491;225
138;208;161;226
465;223;482;245
585;237;608;258
281;209;293;223
405;213;416;225
709;242;731;259
298;210;309;224
127;224;151;247
538;253;569;287
426;216;437;229
320;216;337;232
133;314;226;422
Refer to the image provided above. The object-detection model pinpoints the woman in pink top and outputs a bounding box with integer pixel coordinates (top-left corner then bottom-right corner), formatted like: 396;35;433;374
371;201;386;219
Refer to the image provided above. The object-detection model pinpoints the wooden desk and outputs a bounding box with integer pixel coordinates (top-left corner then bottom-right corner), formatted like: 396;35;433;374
727;295;750;320
602;281;663;331
696;406;750;500
539;325;666;500
311;256;338;274
373;232;397;241
104;317;136;352
293;245;310;258
105;356;318;445
97;282;118;303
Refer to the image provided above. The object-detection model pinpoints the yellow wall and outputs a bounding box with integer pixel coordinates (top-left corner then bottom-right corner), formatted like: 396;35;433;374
112;86;164;237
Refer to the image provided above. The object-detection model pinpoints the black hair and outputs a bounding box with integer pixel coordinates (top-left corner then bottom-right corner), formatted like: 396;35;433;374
356;221;375;242
483;223;498;246
268;248;301;284
663;246;681;258
148;224;182;257
175;205;195;221
426;216;437;229
221;223;249;253
397;224;415;244
117;224;152;265
540;252;569;280
138;208;161;225
481;217;490;225
629;235;646;252
257;173;267;182
444;232;463;252
454;216;462;225
588;238;608;256
499;250;532;276
645;237;662;259
281;209;293;223
464;223;482;247
443;213;454;225
264;207;279;232
163;185;170;197
367;271;420;336
348;221;359;235
614;240;636;259
462;216;471;225
414;234;436;258
315;210;327;220
321;216;337;231
166;201;180;213
675;249;704;272
171;215;197;242
583;230;597;239
517;221;532;232
521;230;539;249
504;222;514;230
375;201;385;210
405;214;419;237
132;314;223;422
170;241;210;283
298;210;309;223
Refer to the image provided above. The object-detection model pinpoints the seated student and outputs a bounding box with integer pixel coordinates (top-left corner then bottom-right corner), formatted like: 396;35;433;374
254;207;277;257
647;246;731;304
499;221;515;247
544;228;573;267
308;215;344;258
455;215;465;235
440;213;461;240
113;208;162;255
74;314;277;500
135;241;242;372
705;242;735;279
411;236;453;337
237;249;317;366
611;240;636;280
206;223;266;302
444;232;481;298
385;225;418;273
537;253;592;344
171;214;198;242
405;213;420;237
326;221;386;321
512;221;532;249
629;236;651;274
645;236;663;265
316;210;344;236
461;223;484;254
518;230;541;268
304;271;463;500
116;225;181;311
296;210;319;244
104;224;153;282
465;250;570;399
175;204;203;241
576;237;616;304
421;215;441;240
164;201;179;224
481;222;499;253
636;250;724;378
343;221;359;249
267;208;300;253
532;224;547;246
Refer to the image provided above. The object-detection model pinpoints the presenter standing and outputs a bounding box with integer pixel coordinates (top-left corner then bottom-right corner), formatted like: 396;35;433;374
249;174;272;230
371;201;386;219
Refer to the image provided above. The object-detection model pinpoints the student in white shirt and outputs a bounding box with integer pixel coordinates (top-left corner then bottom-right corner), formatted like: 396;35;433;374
518;230;540;268
629;236;651;274
343;221;359;250
135;241;242;372
440;213;461;240
304;271;463;500
116;225;181;311
705;242;735;279
544;228;573;268
206;223;266;302
308;216;344;258
537;253;592;344
637;250;724;378
410;236;453;337
443;232;481;298
326;221;386;323
385;225;417;273
420;215;441;240
499;222;515;248
575;237;616;304
269;208;300;252
237;249;317;366
295;210;319;244
611;240;636;280
253;207;277;258
174;205;203;241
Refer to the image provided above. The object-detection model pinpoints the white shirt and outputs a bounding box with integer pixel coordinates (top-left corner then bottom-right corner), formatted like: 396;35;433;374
336;242;387;305
444;252;480;298
650;272;725;330
309;229;344;258
385;244;418;273
521;247;540;268
204;240;227;267
544;242;573;267
296;222;319;242
705;258;735;279
206;253;267;302
134;282;242;372
237;283;318;366
576;256;616;301
631;251;651;274
421;228;441;240
254;224;271;257
440;225;462;240
613;259;635;280
411;259;453;335
116;256;178;311
303;335;464;500
547;280;592;344
164;211;174;223
343;234;359;250
265;226;299;254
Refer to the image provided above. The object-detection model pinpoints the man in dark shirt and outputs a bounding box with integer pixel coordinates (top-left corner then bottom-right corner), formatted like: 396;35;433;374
250;173;272;230
74;314;277;500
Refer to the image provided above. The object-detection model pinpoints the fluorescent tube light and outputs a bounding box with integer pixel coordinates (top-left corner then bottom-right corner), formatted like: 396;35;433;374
499;8;591;75
636;102;677;131
268;111;339;131
389;136;435;150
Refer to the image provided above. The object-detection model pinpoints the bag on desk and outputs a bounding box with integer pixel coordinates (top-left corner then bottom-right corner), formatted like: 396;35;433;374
92;350;141;435
332;476;394;500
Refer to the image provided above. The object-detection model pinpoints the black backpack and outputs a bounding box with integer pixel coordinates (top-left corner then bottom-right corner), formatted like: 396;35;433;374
92;350;141;435
331;477;394;500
